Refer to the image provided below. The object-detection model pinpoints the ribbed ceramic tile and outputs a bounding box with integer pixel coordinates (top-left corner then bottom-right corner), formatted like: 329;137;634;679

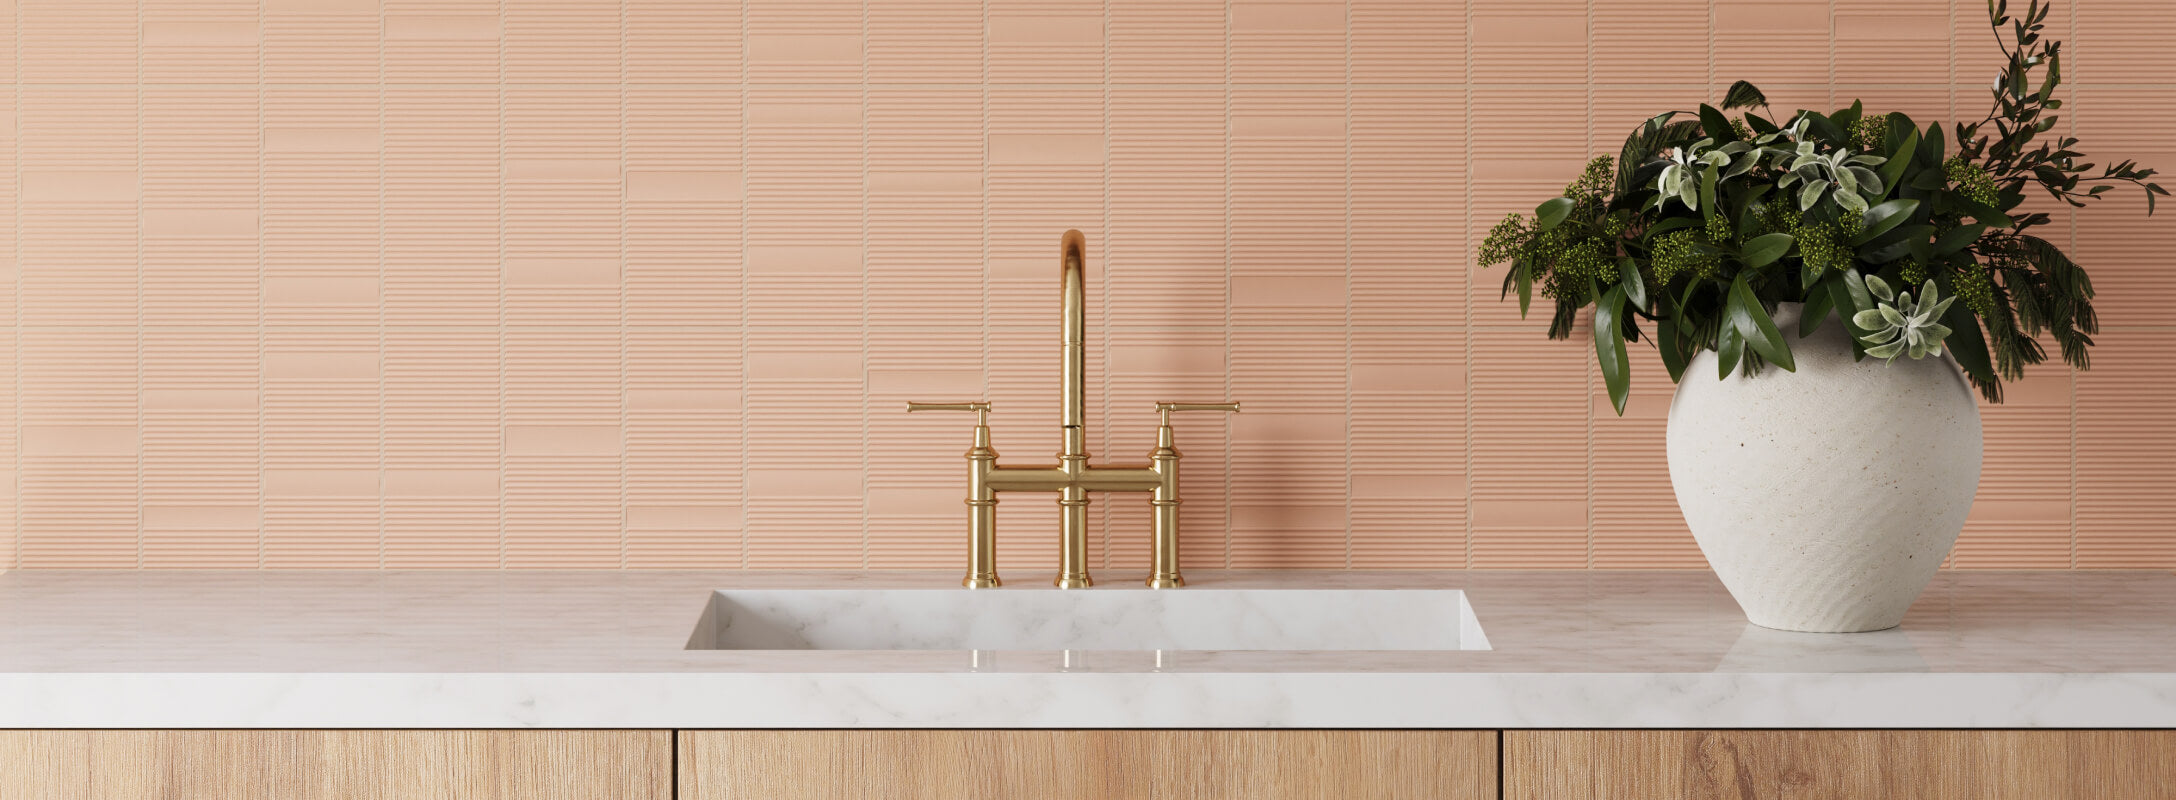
2;0;2172;572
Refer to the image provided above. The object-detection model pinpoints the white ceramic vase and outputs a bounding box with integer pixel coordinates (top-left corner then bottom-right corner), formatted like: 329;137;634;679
1666;303;1983;633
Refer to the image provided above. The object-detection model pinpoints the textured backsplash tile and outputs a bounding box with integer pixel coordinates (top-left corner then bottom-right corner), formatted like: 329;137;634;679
0;0;2170;570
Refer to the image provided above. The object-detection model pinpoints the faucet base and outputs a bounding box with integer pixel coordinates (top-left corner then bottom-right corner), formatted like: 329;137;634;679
962;574;1001;589
1146;574;1185;589
1054;574;1093;589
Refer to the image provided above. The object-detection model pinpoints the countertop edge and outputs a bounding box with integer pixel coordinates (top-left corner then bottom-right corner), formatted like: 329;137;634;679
8;672;2175;729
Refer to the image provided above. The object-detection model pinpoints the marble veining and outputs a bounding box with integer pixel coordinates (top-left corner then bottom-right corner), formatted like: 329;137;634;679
0;570;2172;728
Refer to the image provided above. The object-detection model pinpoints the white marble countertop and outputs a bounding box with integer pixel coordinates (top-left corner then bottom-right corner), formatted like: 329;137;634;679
1;569;2172;728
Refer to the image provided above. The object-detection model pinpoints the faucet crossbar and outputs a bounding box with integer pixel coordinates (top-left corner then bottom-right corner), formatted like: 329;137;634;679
906;230;1237;589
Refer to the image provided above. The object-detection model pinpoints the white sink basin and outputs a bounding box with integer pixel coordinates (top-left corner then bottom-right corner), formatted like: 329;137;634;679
685;588;1489;651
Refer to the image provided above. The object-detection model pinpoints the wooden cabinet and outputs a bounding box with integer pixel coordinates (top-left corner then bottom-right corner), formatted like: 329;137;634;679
677;730;1497;800
1504;730;2176;800
0;731;671;800
9;728;2173;798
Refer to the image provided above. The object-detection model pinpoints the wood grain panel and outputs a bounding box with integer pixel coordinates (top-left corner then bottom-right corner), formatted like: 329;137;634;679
0;730;670;800
1505;730;2176;800
679;730;1496;800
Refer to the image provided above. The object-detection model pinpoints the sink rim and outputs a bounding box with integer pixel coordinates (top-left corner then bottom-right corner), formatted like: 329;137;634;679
684;586;1491;653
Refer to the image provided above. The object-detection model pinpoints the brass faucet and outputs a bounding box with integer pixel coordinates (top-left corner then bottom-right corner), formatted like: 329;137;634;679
908;230;1238;589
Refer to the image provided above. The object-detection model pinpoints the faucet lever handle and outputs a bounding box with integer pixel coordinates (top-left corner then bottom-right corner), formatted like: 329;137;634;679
1154;401;1240;425
907;401;992;425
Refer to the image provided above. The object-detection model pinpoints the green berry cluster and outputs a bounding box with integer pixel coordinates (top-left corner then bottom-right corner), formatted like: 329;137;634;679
1945;156;2002;207
1899;260;1928;286
1852;113;1890;152
1478;213;1531;268
1650;229;1719;285
1793;221;1851;276
1564;156;1616;199
1704;213;1734;245
1600;209;1631;238
1953;265;1997;318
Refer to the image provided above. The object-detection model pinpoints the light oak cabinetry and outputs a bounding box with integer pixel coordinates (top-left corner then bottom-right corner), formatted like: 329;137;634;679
6;728;2173;798
0;731;671;800
1505;730;2176;800
677;730;1498;800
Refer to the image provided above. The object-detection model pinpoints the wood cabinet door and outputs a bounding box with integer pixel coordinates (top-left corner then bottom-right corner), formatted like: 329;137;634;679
1505;730;2176;800
0;730;670;800
679;730;1497;800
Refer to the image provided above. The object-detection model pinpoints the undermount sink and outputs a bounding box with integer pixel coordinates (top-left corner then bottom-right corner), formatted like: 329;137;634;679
685;588;1489;652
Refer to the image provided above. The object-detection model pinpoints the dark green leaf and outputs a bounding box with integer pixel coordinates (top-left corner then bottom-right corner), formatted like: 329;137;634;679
1919;123;1947;170
1657;315;1690;383
1829;99;1865;133
1942;297;2001;402
1829;275;1872;362
1855;198;1921;245
1933;222;1989;255
1699;166;1719;221
1699;104;1737;142
1516;261;1533;317
1616;257;1647;308
1954;195;2014;227
1799;277;1836;337
1715;323;1745;379
1537;197;1575;232
1594;284;1631;416
1742;232;1793;269
1721;80;1768;110
1859;223;1935;263
1801;110;1847;143
1745;112;1778;135
1643;216;1696;240
1729;274;1796;372
1877;129;1919;196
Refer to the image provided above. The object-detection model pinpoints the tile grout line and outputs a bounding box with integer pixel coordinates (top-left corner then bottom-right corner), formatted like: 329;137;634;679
736;1;751;571
134;0;145;568
619;0;631;570
1221;0;1234;570
254;0;265;569
375;0;388;570
6;0;14;570
495;0;509;570
1584;0;1596;570
1099;0;1112;572
2067;0;2079;569
1341;0;1353;570
1461;0;1475;571
859;0;871;570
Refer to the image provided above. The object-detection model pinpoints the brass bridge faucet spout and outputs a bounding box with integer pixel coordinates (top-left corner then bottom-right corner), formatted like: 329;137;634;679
908;230;1238;589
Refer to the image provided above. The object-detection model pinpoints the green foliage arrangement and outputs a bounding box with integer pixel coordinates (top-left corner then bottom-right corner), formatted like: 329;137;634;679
1479;0;2167;414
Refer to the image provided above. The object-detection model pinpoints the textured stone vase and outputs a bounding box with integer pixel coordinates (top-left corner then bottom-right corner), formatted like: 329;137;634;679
1666;303;1983;633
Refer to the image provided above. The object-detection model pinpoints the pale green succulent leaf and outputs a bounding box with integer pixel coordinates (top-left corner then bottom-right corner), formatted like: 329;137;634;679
1849;167;1884;197
1864;274;1894;302
1836;189;1870;215
1799;179;1829;211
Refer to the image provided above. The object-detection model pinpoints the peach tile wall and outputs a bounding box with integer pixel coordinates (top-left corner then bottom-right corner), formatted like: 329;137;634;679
1;0;2171;571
